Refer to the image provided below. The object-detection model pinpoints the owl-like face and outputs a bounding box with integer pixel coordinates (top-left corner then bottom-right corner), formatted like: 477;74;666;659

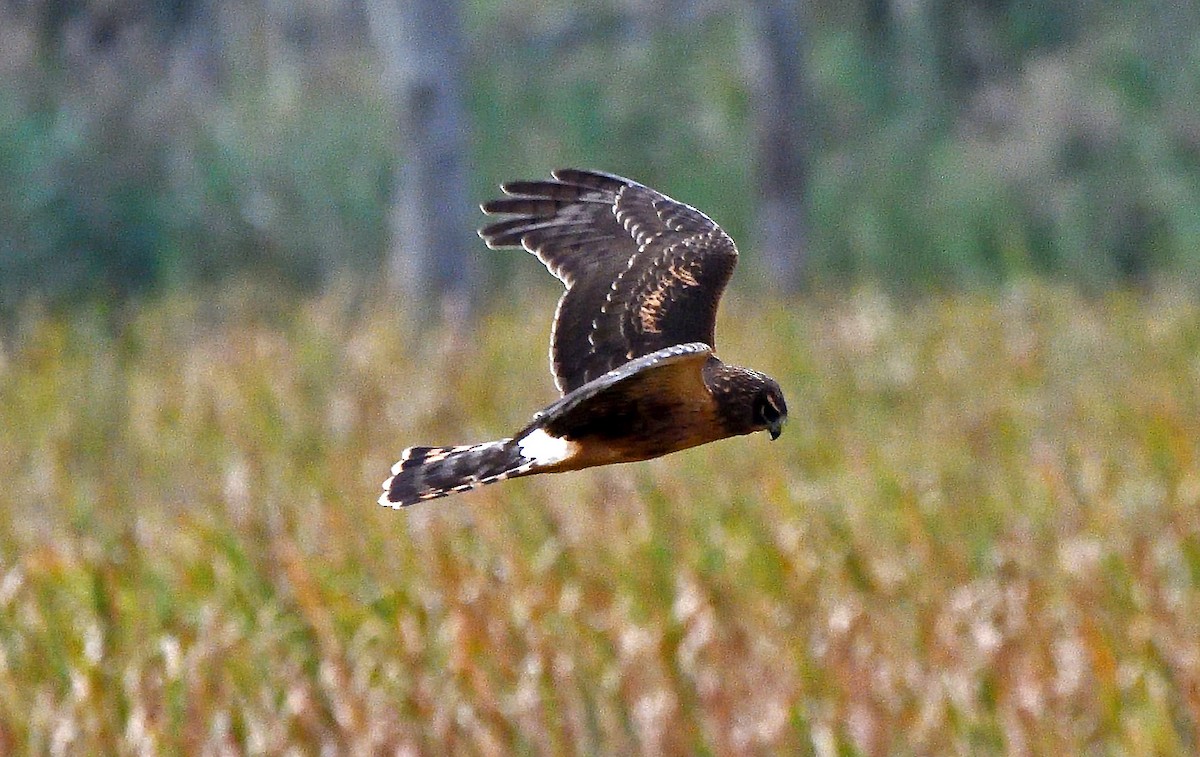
753;381;788;440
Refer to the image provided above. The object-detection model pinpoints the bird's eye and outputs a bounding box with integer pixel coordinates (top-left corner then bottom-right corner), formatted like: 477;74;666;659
758;397;780;423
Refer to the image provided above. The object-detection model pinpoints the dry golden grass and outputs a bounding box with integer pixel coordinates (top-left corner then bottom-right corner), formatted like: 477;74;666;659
0;285;1197;755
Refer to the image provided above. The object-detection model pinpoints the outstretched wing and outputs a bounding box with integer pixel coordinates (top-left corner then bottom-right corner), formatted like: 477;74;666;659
479;169;738;395
518;343;717;461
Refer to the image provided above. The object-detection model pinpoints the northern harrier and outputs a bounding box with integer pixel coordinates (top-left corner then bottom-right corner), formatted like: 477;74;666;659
380;169;787;507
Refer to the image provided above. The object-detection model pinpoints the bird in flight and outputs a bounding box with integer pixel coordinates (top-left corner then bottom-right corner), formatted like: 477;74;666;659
380;169;787;507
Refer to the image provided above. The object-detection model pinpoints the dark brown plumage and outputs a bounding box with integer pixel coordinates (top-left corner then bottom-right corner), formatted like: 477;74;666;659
380;169;786;508
478;168;739;393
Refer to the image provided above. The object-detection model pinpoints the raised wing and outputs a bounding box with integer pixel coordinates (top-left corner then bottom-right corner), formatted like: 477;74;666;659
479;169;738;394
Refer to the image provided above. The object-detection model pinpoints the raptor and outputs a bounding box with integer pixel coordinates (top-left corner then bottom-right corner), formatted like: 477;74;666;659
380;169;787;507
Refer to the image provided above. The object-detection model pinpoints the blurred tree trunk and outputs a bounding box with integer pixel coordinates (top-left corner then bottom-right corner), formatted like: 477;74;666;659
747;0;811;291
363;0;476;313
889;0;940;120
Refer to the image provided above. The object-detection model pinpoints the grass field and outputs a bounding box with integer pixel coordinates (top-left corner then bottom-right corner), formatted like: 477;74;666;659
0;285;1197;755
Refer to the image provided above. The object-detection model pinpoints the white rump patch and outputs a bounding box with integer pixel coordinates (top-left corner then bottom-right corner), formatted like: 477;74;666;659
517;428;577;466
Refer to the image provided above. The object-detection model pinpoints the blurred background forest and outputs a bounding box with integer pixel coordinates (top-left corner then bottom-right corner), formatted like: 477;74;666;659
3;0;1200;315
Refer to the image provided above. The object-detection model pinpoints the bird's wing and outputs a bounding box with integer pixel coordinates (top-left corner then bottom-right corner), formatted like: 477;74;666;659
514;342;713;458
480;169;738;395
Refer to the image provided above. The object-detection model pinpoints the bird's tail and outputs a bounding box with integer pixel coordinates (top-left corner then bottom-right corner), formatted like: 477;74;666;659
379;439;536;508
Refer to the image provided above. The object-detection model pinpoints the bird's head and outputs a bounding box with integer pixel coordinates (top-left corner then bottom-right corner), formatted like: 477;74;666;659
709;364;788;441
753;379;788;440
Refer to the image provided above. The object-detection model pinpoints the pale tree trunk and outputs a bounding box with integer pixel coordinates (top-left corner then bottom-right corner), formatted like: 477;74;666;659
364;0;477;313
747;0;811;290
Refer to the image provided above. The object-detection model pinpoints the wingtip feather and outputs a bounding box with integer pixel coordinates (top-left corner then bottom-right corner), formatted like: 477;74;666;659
551;167;636;188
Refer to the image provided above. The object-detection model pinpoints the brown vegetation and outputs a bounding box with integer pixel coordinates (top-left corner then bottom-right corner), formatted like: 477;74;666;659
0;286;1197;753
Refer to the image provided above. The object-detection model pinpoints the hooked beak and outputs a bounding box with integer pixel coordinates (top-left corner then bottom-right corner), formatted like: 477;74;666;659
768;417;786;441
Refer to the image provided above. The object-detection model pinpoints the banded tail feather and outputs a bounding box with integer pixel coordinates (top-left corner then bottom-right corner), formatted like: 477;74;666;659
379;429;578;507
380;439;525;508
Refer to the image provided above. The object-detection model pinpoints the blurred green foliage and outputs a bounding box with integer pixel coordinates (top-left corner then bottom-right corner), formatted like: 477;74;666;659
2;0;1199;313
